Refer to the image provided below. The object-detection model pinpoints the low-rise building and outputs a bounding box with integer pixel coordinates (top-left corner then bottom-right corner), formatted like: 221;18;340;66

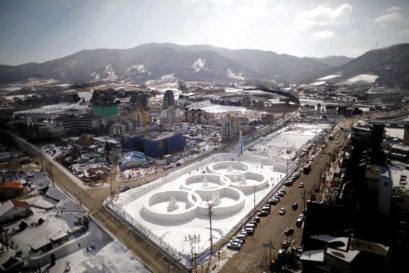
0;200;31;223
0;181;24;200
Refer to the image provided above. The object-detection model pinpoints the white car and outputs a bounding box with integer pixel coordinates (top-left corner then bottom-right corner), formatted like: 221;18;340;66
279;207;286;215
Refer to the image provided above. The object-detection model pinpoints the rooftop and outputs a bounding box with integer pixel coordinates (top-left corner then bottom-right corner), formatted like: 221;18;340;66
0;181;24;190
310;234;349;251
300;249;325;262
326;247;360;263
145;131;178;141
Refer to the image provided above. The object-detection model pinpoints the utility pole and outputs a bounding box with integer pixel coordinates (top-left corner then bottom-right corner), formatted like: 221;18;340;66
48;163;54;187
205;201;215;257
109;149;119;196
253;183;256;212
262;239;274;273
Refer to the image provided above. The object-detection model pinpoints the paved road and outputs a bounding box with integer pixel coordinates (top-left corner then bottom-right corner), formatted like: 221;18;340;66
218;119;351;273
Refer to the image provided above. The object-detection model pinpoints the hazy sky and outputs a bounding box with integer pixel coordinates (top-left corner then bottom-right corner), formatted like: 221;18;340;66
1;0;408;65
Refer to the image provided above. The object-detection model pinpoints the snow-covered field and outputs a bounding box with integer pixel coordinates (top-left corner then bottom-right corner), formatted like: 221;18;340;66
107;123;331;267
346;74;378;84
47;239;150;273
189;100;247;113
108;153;282;266
318;74;341;81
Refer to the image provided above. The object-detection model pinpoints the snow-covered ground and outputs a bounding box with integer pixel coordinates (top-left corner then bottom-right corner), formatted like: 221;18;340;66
189;100;247;113
346;74;378;84
108;153;282;266
318;74;341;81
2;170;149;273
385;128;404;140
389;165;409;193
49;239;150;273
309;81;326;86
107;123;331;267
191;58;207;72
252;123;330;155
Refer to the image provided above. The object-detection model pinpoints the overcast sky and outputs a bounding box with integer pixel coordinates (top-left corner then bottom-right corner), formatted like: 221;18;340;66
1;0;408;65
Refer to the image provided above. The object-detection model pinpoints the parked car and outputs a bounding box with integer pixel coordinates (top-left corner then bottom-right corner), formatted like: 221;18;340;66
277;249;286;258
236;233;247;242
245;227;255;235
291;171;300;180
262;205;271;213
257;210;269;217
299;182;304;188
232;238;244;245
227;241;242;250
281;240;291;250
253;216;261;223
268;197;280;205
284;180;293;186
246;223;256;229
296;218;303;227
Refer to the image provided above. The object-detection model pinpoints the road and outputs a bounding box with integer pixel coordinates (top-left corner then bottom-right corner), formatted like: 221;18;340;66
218;119;351;273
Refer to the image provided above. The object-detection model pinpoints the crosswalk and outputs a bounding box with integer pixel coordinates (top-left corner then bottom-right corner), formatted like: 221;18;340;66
236;253;257;272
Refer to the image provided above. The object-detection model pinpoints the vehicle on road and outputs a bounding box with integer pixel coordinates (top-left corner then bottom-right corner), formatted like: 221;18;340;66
292;203;298;210
281;240;291;250
284;227;294;236
245;227;255;235
277;249;286;258
279;207;286;215
299;182;304;188
232;238;244;245
284;180;293;186
227;241;242;250
268;197;280;205
246;223;256;229
236;233;247;241
303;163;311;174
257;210;269;217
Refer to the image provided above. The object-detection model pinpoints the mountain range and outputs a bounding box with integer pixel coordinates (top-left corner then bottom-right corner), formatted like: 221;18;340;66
0;43;408;87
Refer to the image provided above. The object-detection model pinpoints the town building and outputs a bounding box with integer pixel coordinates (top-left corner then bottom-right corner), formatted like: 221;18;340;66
90;90;118;120
0;200;31;223
0;181;24;200
162;90;175;109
